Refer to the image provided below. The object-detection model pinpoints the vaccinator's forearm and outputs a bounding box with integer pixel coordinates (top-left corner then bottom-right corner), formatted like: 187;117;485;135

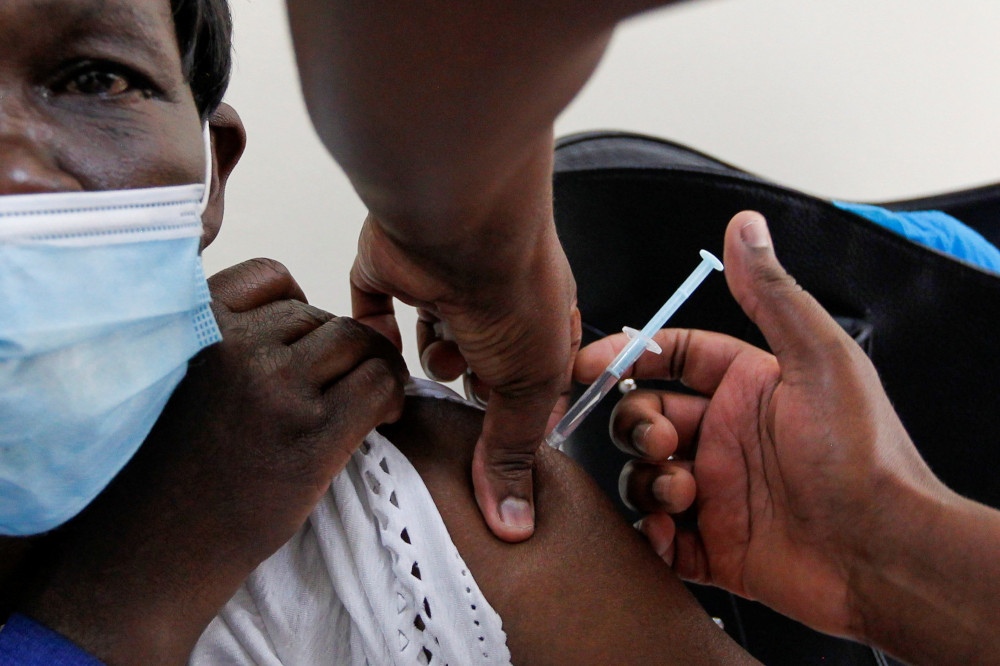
285;1;669;265
851;486;1000;665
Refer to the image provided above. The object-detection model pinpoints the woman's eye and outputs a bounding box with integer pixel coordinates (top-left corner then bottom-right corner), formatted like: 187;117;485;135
64;70;132;96
52;61;157;99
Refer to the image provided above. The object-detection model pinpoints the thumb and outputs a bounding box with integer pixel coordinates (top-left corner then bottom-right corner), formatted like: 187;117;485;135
723;211;852;376
471;389;551;543
350;258;404;351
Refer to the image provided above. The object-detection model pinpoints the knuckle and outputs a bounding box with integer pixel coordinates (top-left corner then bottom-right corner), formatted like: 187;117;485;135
666;329;693;380
750;260;801;297
212;322;258;362
484;449;536;482
209;299;235;328
209;257;289;290
208;257;299;310
289;304;336;330
359;357;406;406
242;257;292;284
273;388;330;440
236;258;293;300
492;371;566;414
297;398;334;434
325;316;371;346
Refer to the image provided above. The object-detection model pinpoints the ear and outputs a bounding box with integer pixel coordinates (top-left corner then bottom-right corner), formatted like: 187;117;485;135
201;103;247;249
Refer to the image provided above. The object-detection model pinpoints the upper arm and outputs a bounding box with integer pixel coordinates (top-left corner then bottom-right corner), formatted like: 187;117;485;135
379;396;755;665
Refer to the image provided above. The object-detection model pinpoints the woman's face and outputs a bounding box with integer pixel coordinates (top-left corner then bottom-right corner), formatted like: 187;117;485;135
0;0;206;198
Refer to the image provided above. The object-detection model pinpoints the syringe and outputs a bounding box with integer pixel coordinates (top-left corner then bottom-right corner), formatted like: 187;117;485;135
546;250;724;451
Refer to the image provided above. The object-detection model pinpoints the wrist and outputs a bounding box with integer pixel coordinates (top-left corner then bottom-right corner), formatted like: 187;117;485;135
364;133;557;282
845;473;948;636
847;475;1000;663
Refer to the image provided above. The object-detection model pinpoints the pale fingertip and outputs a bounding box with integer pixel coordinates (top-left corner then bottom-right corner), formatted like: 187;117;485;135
421;348;444;382
651;474;672;506
420;340;466;382
631;421;653;456
647;524;672;560
618;460;639;513
462;370;489;407
737;211;771;249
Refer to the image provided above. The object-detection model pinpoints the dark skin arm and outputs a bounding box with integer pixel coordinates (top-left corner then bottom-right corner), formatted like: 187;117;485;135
381;395;755;665
11;256;743;666
285;0;678;542
16;259;408;665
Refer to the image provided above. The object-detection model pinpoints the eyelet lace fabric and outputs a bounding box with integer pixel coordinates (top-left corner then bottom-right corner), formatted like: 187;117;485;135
190;380;512;665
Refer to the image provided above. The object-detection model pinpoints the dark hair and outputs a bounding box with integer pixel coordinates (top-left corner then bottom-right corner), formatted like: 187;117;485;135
171;0;233;119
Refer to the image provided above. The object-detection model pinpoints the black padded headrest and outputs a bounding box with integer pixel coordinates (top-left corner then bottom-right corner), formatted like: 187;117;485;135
553;131;1000;510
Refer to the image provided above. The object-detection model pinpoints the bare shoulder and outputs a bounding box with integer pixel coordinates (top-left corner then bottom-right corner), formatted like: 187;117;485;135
379;396;755;665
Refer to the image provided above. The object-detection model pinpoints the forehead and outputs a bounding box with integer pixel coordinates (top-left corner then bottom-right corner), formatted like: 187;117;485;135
0;0;179;59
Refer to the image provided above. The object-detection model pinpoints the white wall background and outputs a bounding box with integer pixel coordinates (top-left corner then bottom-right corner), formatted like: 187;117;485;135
205;0;1000;380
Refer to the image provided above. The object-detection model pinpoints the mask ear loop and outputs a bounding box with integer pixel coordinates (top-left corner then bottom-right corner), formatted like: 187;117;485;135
197;124;213;216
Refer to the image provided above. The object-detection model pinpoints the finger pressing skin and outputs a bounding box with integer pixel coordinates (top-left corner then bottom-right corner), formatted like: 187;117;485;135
619;459;696;515
611;391;708;460
292;316;408;388
208;258;308;313
247;299;337;345
472;387;557;543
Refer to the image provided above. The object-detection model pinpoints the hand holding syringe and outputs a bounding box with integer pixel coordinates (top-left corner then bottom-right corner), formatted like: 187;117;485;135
546;250;724;451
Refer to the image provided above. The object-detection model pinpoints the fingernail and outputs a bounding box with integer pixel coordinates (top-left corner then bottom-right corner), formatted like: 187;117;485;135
647;525;672;559
652;474;672;506
499;497;534;531
420;347;443;382
631;421;653;456
740;215;771;248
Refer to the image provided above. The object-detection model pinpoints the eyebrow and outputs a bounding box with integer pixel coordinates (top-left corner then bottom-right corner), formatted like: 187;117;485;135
40;0;182;75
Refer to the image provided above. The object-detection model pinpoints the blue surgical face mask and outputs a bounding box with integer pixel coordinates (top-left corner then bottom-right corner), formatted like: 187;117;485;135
0;128;222;535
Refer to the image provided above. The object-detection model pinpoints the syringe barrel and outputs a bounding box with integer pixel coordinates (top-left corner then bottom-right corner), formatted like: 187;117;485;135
607;335;649;377
547;250;722;451
547;369;619;446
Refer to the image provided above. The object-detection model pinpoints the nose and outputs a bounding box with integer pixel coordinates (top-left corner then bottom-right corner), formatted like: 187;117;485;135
0;133;82;195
